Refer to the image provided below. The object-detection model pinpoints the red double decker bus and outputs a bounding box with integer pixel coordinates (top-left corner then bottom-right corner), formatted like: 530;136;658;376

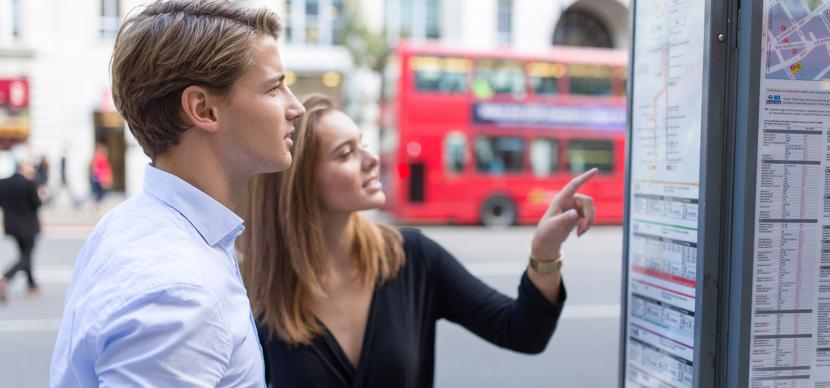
379;42;627;226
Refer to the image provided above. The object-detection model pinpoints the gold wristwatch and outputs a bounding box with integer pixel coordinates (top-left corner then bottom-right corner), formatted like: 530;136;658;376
529;254;563;275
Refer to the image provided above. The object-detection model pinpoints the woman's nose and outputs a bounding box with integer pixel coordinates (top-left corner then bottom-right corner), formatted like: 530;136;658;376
362;148;380;170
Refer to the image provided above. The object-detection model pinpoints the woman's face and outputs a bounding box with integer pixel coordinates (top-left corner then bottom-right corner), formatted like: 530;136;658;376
315;110;385;214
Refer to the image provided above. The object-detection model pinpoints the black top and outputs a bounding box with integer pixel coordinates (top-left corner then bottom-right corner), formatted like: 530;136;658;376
259;228;566;388
0;173;41;237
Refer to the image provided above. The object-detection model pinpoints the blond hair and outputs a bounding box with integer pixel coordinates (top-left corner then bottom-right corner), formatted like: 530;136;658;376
239;94;405;344
111;0;282;158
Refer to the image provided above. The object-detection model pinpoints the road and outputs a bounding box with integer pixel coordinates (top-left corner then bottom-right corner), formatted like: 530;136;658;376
0;225;623;387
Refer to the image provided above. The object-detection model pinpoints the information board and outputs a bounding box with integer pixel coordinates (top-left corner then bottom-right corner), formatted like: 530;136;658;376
748;0;830;385
623;0;706;386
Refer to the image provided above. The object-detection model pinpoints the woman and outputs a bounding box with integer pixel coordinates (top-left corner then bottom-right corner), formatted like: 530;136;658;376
240;94;597;387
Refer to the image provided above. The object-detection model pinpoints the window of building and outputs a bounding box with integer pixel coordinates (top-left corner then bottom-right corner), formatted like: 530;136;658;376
528;62;566;95
100;0;120;40
283;0;344;45
331;0;345;45
410;56;470;93
11;0;21;39
444;131;468;174
530;138;559;176
305;0;320;44
497;0;512;46
386;0;440;41
475;135;525;174
568;64;613;96
426;0;440;39
553;9;613;48
284;0;294;41
473;59;526;98
568;139;614;174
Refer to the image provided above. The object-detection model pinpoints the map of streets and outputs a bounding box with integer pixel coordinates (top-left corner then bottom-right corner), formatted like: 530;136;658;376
767;0;830;80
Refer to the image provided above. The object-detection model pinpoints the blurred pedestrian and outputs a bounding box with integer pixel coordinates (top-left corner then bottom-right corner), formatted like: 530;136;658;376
0;159;43;302
89;143;112;207
239;94;598;387
50;1;304;386
35;155;50;202
54;142;79;207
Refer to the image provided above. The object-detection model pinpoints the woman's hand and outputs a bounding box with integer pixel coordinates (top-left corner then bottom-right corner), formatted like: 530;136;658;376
530;168;597;262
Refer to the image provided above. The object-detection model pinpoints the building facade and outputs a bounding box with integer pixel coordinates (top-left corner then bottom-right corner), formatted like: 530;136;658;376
0;0;628;196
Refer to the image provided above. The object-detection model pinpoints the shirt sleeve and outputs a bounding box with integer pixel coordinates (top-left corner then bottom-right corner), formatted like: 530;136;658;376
90;284;233;387
416;230;567;354
28;180;41;210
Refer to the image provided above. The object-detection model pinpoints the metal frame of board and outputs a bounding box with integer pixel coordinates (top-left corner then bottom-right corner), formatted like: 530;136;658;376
619;0;736;386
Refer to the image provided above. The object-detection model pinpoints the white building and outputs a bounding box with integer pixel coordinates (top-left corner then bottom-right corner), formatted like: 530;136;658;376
0;0;628;196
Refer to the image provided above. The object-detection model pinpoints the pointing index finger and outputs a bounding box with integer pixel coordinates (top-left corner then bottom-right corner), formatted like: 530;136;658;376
556;168;598;200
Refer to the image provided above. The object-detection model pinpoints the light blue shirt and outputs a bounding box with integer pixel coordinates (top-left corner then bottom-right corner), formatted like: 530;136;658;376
50;165;265;387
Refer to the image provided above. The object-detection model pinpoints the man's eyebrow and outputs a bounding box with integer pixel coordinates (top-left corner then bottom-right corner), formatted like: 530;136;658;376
266;74;286;85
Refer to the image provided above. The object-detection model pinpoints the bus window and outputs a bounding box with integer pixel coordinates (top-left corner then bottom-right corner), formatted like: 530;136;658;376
410;56;470;93
530;138;559;176
568;64;613;96
528;62;566;95
444;131;468;174
568;139;614;174
473;59;526;98
475;135;525;174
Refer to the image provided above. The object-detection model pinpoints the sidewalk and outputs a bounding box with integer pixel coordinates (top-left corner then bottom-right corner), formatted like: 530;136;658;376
33;195;395;234
37;193;127;233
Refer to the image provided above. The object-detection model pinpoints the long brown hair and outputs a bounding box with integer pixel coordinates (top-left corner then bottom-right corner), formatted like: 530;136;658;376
239;94;405;345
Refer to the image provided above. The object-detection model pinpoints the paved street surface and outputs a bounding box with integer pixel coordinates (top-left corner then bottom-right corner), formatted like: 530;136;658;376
0;220;622;387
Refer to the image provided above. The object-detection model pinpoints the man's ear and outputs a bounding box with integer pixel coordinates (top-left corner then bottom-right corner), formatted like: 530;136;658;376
181;85;220;134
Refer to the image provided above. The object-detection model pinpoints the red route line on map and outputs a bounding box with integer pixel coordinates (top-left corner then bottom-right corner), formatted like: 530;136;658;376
632;265;696;288
632;278;695;300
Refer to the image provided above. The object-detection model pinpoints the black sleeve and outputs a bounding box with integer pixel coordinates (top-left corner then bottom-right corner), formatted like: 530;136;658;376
28;181;41;210
414;229;566;354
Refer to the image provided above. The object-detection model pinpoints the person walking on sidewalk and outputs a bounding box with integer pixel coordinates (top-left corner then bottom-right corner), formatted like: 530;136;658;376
89;143;112;208
50;1;305;387
0;159;43;302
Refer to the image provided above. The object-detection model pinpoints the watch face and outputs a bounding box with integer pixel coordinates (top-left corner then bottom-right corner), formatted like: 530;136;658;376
552;9;613;48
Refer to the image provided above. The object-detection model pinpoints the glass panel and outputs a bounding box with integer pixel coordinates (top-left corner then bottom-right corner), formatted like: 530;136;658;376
497;0;512;45
528;62;566;95
530;138;559;176
410;56;470;93
426;0;440;39
306;0;319;15
332;0;345;44
568;64;613;96
568;139;614;174
100;0;120;39
473;59;526;98
475;136;525;174
444;131;467;174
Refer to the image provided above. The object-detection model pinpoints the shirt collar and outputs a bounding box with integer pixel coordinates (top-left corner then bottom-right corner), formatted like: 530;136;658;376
143;164;244;247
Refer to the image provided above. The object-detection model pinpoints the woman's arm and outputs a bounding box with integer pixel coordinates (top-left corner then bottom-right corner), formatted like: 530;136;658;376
424;169;597;354
527;168;597;302
422;230;565;354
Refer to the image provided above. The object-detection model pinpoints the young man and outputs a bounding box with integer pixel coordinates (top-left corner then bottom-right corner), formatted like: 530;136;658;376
50;1;304;386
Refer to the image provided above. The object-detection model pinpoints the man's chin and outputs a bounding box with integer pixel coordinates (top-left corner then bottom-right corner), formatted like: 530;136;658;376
254;154;292;174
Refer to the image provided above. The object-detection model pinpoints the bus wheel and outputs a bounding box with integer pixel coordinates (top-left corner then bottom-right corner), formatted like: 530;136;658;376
480;195;517;227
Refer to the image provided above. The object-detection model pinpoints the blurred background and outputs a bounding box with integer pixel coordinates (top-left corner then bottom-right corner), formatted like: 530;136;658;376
0;0;629;386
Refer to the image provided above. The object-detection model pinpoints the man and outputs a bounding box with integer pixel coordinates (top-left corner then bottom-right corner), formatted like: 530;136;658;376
0;160;42;301
50;1;304;386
